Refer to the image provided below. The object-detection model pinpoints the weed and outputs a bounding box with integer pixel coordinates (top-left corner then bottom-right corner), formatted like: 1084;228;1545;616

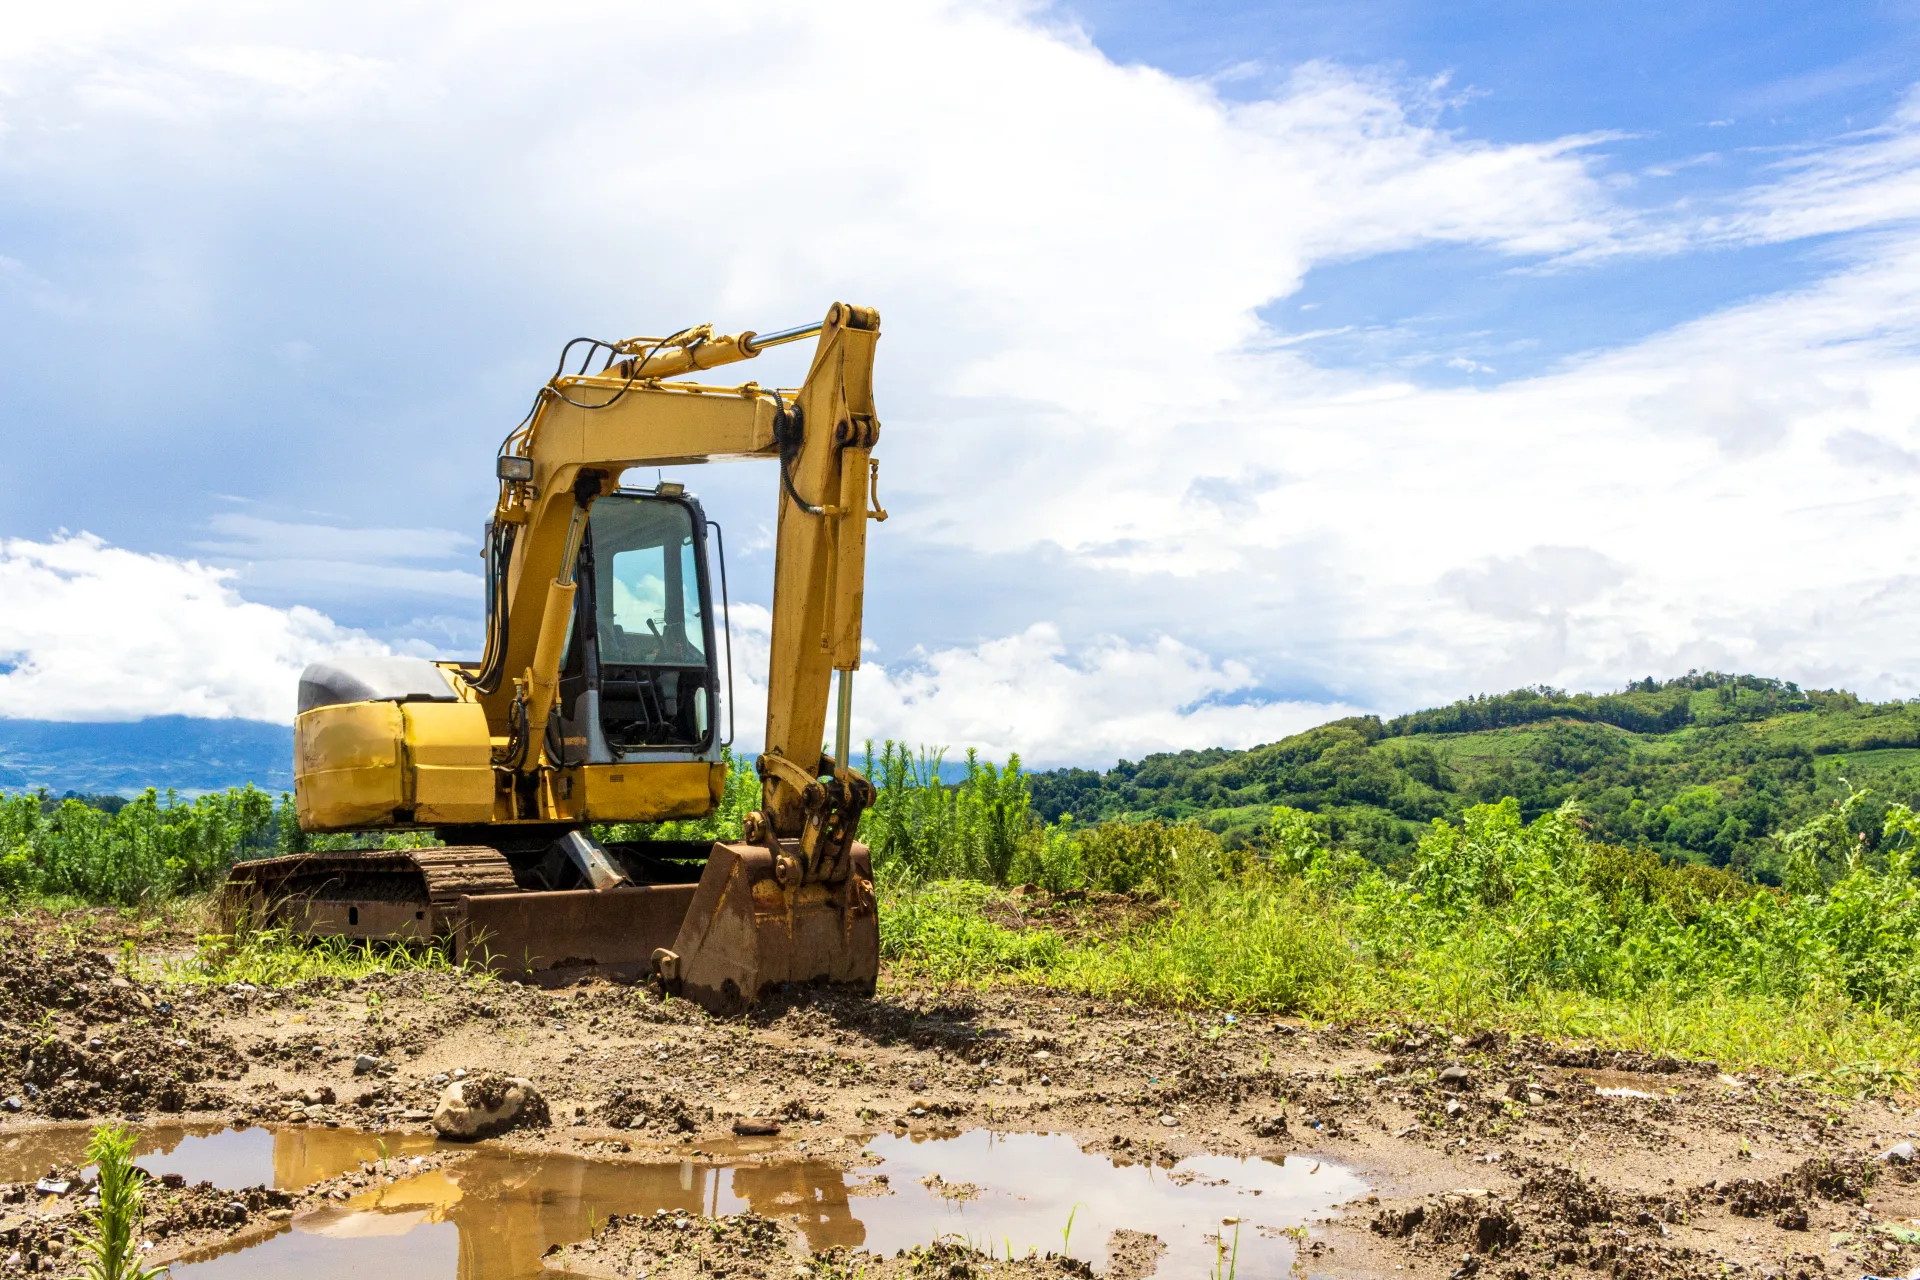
76;1123;164;1280
152;926;463;988
1212;1219;1244;1279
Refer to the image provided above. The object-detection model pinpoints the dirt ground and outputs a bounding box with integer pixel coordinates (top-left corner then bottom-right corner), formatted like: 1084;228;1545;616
6;911;1920;1279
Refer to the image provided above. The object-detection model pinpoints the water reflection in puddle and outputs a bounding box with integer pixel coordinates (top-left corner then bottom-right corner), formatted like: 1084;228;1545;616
848;1129;1367;1276
3;1124;1365;1279
0;1123;444;1191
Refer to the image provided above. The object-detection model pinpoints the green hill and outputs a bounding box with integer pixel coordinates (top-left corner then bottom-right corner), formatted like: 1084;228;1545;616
1028;673;1920;881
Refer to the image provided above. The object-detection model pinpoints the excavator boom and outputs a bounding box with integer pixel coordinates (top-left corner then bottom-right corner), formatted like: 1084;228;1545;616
224;303;888;1010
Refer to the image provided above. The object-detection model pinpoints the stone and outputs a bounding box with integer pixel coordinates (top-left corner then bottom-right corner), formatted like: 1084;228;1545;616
1879;1141;1915;1165
1438;1065;1471;1090
732;1119;781;1137
0;1098;20;1114
1159;1114;1178;1127
431;1075;550;1141
352;1055;379;1076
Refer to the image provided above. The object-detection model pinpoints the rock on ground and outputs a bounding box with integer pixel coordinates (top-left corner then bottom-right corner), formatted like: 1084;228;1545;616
432;1074;550;1140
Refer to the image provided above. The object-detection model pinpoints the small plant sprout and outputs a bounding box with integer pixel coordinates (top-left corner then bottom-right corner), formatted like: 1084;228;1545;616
1211;1217;1244;1279
1060;1202;1086;1256
78;1123;165;1280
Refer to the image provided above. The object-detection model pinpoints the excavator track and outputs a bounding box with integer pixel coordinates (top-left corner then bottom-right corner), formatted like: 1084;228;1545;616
221;845;519;942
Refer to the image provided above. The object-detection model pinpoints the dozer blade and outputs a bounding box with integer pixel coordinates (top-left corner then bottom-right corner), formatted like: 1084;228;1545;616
653;841;879;1014
221;840;877;1012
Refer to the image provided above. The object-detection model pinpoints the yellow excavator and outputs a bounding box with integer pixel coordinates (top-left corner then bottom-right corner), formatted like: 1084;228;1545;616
223;303;886;1011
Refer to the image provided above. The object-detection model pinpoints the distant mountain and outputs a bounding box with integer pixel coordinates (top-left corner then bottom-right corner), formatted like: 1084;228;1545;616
0;717;294;796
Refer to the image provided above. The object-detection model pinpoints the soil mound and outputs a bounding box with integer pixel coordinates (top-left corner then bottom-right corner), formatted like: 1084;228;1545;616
0;923;241;1117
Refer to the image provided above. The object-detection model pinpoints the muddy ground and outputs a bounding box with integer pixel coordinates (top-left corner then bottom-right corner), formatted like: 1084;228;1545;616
6;910;1920;1278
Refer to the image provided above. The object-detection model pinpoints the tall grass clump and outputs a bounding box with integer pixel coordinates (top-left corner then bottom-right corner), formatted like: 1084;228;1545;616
0;786;282;904
863;743;1034;882
0;785;446;906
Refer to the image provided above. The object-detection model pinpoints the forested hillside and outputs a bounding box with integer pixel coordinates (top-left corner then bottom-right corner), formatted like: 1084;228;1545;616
1028;674;1920;879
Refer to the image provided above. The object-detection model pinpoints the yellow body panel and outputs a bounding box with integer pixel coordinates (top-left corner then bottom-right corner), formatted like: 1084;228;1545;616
296;700;494;830
402;702;495;823
576;761;722;822
296;696;725;828
295;702;405;829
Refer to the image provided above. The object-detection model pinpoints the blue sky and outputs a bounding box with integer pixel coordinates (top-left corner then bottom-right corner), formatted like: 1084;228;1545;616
3;1;1920;765
1080;0;1920;383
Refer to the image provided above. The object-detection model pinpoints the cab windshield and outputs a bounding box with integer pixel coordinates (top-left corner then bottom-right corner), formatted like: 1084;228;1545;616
588;498;707;667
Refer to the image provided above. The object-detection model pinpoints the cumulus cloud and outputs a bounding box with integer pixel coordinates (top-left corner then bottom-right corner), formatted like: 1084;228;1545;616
715;608;1362;768
0;534;386;721
2;2;1920;760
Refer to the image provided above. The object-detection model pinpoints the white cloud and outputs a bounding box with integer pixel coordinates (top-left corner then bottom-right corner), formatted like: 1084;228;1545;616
0;534;385;721
1;3;1919;762
856;624;1365;767
1712;86;1920;245
715;607;1360;768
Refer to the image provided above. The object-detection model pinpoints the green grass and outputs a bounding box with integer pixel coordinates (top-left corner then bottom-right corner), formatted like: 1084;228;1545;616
143;926;482;988
880;793;1920;1082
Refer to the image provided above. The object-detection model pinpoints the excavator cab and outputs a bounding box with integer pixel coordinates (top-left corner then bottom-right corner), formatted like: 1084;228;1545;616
556;489;723;764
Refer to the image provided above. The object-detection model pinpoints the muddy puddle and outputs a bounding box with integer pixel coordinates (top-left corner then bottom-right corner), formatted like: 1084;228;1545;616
3;1124;1364;1278
0;1122;444;1191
